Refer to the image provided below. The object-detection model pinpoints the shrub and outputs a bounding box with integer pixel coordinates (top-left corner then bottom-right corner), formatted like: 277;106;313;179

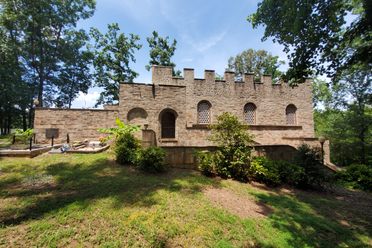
275;160;305;186
337;164;372;191
212;147;252;181
14;128;34;143
250;157;306;187
209;112;254;182
195;151;215;176
137;146;167;173
99;118;141;165
115;133;140;165
293;144;333;188
228;147;252;182
98;118;140;142
250;157;281;186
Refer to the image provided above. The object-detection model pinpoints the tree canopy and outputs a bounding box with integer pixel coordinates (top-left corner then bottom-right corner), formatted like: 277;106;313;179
227;49;284;81
0;0;96;133
249;0;372;83
313;66;371;165
90;23;142;106
146;31;180;76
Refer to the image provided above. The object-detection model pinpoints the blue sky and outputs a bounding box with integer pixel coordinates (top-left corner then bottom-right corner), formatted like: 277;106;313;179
72;0;287;108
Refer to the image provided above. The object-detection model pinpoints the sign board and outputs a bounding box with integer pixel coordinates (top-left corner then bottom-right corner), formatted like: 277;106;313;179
46;128;59;139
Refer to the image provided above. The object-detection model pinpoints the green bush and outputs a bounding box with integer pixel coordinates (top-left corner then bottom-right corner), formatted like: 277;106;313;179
213;147;252;181
195;151;215;176
337;164;372;191
250;157;306;187
137;146;167;173
115;133;140;165
98;118;141;166
275;160;305;186
294;144;333;188
14;128;34;143
250;157;281;186
208;112;254;182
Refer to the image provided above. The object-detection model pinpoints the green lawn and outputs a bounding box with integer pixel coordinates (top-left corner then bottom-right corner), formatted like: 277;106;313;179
0;153;371;247
0;135;11;149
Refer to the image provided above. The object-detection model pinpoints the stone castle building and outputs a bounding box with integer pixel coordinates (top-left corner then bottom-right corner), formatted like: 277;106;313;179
34;66;330;167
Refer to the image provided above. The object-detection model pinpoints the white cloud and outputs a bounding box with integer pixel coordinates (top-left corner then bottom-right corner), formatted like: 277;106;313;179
182;30;227;53
71;90;101;109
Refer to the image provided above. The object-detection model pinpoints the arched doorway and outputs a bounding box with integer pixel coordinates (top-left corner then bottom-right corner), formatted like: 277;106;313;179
160;110;177;138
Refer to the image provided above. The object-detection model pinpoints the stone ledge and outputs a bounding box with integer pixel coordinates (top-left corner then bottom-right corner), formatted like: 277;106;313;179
249;125;303;130
66;145;110;154
35;107;117;112
158;84;186;88
186;124;210;129
159;139;178;143
282;137;318;141
186;124;303;130
0;146;52;158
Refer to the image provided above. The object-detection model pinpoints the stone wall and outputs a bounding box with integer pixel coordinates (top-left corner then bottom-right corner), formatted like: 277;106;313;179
33;65;330;164
120;66;316;148
34;108;118;144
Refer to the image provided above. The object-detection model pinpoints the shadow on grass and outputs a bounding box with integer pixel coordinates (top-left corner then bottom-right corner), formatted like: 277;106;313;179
252;187;372;248
0;157;220;227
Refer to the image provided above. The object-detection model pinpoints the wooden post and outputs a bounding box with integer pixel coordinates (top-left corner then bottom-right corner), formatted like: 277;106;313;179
29;137;32;150
12;135;16;144
51;135;54;147
67;133;70;144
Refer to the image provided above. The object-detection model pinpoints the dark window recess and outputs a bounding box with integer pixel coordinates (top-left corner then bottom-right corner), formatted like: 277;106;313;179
161;112;176;138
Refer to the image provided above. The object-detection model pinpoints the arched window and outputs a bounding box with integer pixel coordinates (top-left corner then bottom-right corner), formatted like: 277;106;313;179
244;103;257;125
286;104;297;125
160;110;176;138
127;108;148;122
197;101;211;124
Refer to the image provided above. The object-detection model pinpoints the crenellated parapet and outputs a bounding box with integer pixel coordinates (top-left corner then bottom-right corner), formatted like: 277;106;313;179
150;65;312;95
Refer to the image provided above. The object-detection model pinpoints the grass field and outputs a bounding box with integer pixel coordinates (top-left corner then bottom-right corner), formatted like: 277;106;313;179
0;152;371;247
0;135;11;149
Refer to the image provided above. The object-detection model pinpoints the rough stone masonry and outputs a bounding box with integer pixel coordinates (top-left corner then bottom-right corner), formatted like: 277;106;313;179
34;65;331;167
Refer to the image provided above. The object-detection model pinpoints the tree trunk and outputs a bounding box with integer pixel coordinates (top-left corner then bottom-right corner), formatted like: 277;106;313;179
28;98;34;129
0;111;3;135
360;131;366;164
356;99;367;164
37;69;44;107
22;107;27;131
6;108;12;134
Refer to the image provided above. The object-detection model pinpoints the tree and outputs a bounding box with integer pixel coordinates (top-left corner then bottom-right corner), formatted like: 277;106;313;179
0;0;96;107
55;31;93;108
0;0;96;133
146;31;181;76
0;13;33;134
248;0;372;83
312;78;334;109
227;49;284;81
313;67;372;166
90;23;142;106
336;66;371;164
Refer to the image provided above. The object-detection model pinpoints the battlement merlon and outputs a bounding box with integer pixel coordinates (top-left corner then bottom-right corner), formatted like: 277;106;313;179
150;65;312;87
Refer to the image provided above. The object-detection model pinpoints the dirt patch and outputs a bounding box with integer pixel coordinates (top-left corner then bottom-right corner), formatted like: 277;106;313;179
203;187;272;218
